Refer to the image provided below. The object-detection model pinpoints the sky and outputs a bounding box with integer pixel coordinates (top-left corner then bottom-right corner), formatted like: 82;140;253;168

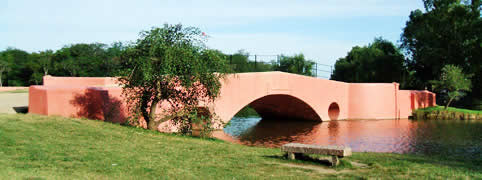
1;0;425;78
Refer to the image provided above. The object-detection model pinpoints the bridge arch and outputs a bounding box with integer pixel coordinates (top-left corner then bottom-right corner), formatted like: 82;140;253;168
221;94;323;123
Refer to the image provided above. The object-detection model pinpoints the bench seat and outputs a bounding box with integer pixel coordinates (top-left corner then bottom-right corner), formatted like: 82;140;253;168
281;143;352;166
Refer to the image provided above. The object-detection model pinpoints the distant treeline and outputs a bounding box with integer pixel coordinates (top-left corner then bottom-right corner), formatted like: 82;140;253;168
0;43;315;87
0;43;125;86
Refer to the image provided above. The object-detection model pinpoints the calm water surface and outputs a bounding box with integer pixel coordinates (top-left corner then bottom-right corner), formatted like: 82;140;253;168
215;117;482;159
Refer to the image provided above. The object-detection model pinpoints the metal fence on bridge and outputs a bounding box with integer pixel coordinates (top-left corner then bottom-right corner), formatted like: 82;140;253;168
225;54;333;79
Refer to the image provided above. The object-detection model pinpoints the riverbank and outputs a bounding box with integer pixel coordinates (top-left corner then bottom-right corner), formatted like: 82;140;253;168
412;106;482;120
0;114;480;179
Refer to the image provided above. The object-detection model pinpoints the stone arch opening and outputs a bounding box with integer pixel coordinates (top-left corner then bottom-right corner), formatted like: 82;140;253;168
328;102;340;120
239;94;322;121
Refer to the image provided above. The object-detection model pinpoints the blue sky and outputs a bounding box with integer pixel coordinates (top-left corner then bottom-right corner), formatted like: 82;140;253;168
1;0;424;77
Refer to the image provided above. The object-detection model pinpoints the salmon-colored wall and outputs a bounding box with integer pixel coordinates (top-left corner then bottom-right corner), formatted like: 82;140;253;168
348;83;398;119
29;72;436;131
43;75;117;87
28;86;48;115
398;90;413;118
213;72;349;123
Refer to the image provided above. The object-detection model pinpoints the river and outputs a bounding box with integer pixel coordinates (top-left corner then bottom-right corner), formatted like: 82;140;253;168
214;117;482;159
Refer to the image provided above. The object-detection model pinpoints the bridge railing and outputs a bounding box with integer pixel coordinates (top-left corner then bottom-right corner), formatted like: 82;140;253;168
224;54;333;79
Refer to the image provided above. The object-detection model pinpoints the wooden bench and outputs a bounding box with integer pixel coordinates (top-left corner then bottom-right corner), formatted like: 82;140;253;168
281;143;352;166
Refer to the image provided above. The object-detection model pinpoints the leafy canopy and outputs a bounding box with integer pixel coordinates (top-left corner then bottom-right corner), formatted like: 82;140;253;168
118;24;229;132
331;38;406;84
401;0;481;98
273;54;315;76
430;64;472;108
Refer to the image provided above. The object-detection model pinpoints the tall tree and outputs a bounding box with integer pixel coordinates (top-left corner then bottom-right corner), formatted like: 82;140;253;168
401;0;481;105
118;24;229;132
331;38;406;84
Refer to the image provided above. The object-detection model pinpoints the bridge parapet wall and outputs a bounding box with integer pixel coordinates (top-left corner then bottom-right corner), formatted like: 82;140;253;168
43;75;118;87
29;85;128;123
348;83;399;119
398;90;436;118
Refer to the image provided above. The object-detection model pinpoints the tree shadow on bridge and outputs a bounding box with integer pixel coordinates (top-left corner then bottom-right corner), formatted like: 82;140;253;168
70;88;127;124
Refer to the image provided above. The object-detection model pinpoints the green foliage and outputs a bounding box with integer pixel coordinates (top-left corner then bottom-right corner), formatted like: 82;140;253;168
401;0;481;103
331;38;406;84
430;65;472;108
412;105;481;120
118;24;229;133
0;48;31;86
228;50;274;73
273;54;315;76
0;43;126;86
234;106;259;117
0;59;9;87
415;105;482;114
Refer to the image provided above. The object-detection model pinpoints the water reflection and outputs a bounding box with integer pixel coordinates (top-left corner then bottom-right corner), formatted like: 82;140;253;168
217;117;482;159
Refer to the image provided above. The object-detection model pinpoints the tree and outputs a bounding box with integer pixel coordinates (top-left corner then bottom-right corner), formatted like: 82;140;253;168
331;38;406;84
0;48;31;86
401;0;481;104
118;24;229;132
430;65;472;108
273;54;315;76
227;50;273;73
0;60;8;87
39;50;53;76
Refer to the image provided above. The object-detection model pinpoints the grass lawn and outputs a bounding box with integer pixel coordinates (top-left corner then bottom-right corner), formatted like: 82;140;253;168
0;114;480;179
0;89;29;94
416;106;482;114
413;106;482;120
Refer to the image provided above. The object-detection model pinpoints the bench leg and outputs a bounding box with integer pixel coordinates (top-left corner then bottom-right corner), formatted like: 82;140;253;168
331;156;339;167
287;152;296;160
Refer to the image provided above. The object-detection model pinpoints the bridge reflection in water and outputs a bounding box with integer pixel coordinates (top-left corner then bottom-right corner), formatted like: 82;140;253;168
213;117;482;159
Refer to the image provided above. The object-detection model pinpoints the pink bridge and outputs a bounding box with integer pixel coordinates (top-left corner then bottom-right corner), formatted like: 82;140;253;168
29;72;436;130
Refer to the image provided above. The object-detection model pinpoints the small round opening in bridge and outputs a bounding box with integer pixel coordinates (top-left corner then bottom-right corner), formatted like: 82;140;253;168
328;103;340;120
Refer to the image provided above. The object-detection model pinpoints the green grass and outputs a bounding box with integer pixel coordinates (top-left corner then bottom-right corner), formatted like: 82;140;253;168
0;89;28;94
416;106;482;114
0;114;480;179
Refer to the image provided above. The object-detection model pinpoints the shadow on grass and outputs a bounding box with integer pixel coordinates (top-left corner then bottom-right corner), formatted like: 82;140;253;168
13;106;28;114
263;154;332;167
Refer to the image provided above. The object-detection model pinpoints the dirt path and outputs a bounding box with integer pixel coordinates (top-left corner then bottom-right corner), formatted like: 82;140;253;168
0;93;28;114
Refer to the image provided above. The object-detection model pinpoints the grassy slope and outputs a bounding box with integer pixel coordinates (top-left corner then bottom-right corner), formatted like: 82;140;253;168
0;114;480;179
0;89;29;94
416;106;482;114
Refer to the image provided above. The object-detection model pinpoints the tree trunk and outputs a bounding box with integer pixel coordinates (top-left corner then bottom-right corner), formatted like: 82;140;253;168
445;97;455;109
147;97;160;130
0;69;3;87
